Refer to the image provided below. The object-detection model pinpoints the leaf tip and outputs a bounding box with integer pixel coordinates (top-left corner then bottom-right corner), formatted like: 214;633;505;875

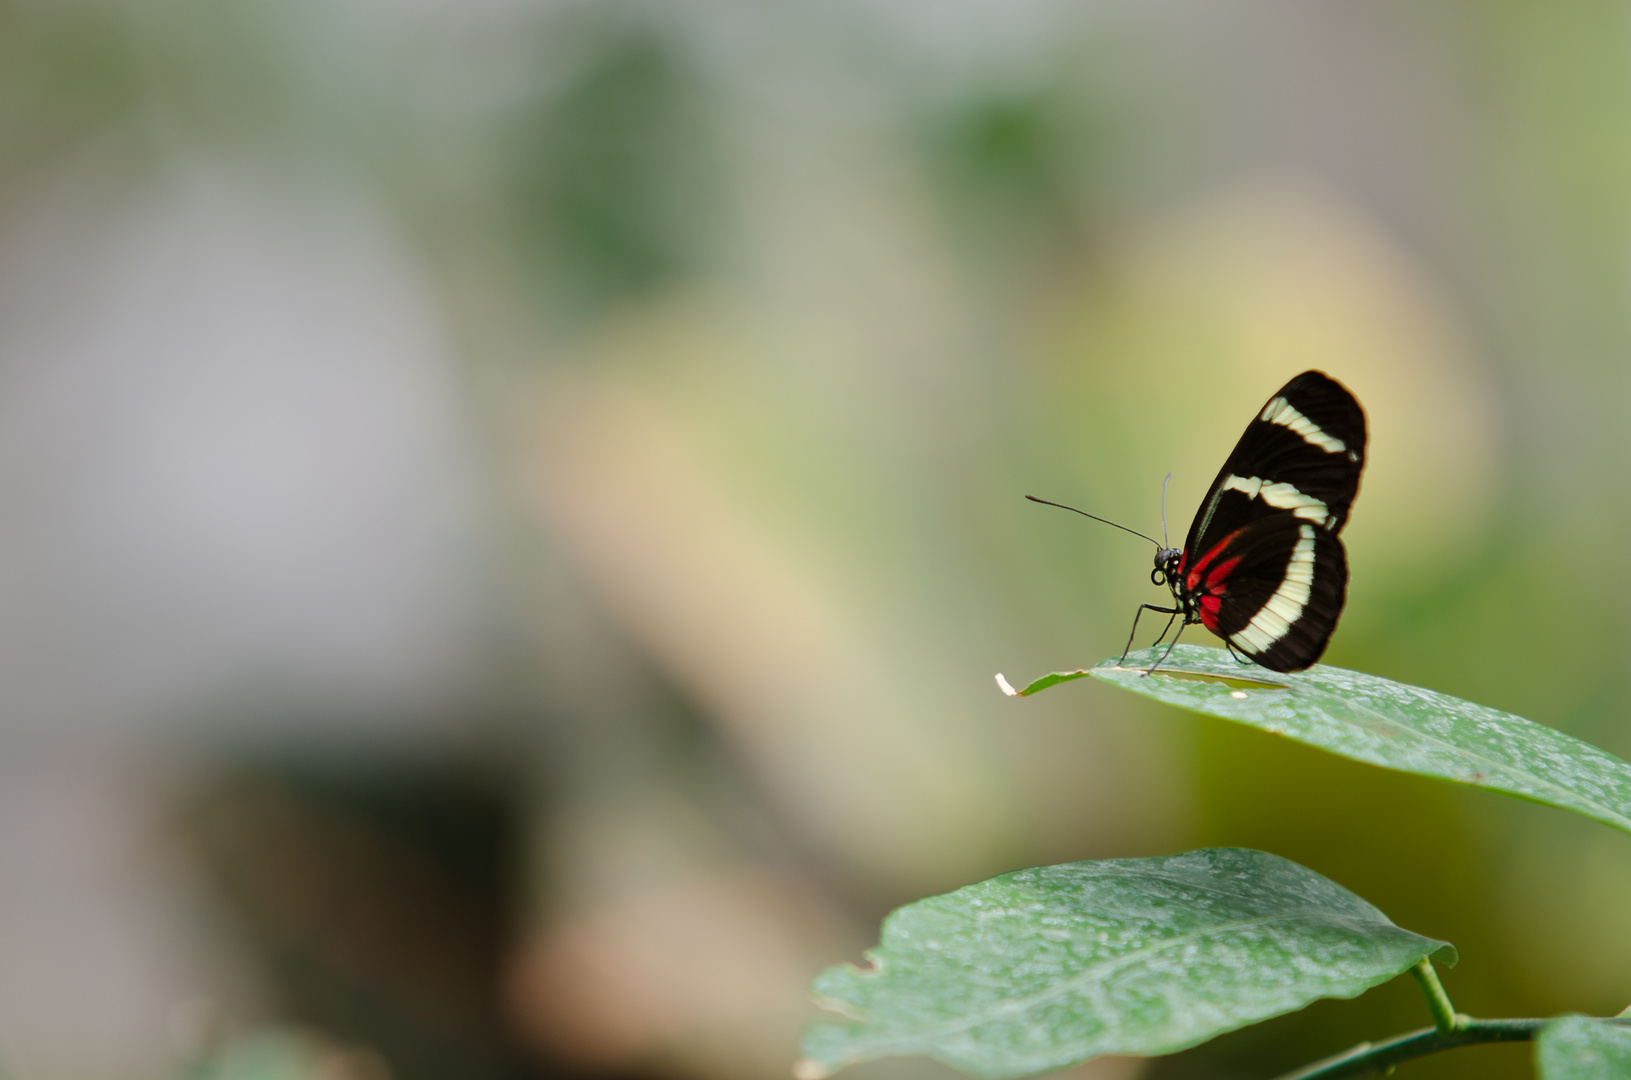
995;673;1021;697
793;1059;834;1080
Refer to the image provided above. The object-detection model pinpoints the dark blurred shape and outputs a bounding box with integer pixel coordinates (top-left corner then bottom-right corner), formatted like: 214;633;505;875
511;4;721;326
184;751;568;1080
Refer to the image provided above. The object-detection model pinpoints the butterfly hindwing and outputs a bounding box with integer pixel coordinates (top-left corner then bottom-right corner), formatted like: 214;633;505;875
1182;513;1348;672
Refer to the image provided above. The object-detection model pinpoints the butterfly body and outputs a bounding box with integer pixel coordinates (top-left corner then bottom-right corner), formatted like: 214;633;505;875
1133;370;1366;673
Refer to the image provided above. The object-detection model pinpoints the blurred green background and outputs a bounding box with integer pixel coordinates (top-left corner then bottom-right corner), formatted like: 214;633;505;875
0;2;1625;1079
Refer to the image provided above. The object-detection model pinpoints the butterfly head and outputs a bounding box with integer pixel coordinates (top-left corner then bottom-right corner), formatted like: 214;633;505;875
1151;547;1183;588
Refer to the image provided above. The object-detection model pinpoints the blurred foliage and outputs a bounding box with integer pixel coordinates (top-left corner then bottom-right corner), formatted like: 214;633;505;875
919;85;1100;271
0;0;142;186
509;5;723;326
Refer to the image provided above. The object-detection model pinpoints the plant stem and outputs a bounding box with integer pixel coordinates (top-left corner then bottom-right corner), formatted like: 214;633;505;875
1271;1017;1631;1080
1409;958;1462;1033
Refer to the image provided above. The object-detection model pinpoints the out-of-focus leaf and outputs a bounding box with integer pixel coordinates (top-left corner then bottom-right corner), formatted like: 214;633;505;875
191;1028;323;1080
797;848;1453;1080
1033;644;1631;836
1536;1016;1631;1079
511;10;720;324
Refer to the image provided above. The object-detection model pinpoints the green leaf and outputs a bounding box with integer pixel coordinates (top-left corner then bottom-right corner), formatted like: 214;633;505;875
797;847;1453;1080
1029;644;1631;837
995;670;1094;696
191;1027;326;1080
1536;1016;1631;1079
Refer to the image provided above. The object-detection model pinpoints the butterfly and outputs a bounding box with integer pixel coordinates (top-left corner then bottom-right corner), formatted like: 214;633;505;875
1031;370;1367;673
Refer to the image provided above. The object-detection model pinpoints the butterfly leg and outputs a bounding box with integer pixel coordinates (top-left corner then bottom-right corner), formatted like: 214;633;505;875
1147;609;1180;650
1119;604;1182;666
1142;621;1188;676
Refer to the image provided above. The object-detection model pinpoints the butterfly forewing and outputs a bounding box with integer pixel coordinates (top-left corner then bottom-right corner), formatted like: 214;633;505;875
1185;371;1367;557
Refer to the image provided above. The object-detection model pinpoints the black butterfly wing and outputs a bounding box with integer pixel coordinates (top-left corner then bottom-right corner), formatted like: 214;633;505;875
1183;370;1367;557
1183;513;1348;672
1179;370;1365;672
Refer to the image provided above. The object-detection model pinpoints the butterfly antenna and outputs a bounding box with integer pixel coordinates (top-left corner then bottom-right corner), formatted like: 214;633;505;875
1161;472;1173;549
1025;495;1162;548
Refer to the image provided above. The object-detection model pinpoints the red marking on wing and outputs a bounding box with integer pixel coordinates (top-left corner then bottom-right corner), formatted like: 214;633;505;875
1205;556;1242;592
1185;528;1247;592
1199;593;1223;631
